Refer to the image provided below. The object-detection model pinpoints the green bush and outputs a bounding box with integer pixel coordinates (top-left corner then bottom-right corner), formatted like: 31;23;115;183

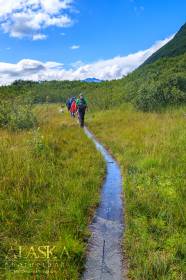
134;76;186;111
0;99;37;130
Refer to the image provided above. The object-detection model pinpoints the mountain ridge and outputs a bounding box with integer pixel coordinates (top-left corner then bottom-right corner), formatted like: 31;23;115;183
83;78;103;83
144;22;186;65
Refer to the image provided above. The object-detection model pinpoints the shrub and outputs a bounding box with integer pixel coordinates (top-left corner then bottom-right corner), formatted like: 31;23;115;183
134;75;186;111
0;99;37;130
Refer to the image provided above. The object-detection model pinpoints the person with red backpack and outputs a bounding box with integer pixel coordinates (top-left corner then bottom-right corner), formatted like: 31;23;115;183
76;93;88;127
70;98;77;118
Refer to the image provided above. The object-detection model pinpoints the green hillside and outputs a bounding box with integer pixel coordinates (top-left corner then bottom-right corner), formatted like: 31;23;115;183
118;22;186;111
123;53;186;111
144;22;186;65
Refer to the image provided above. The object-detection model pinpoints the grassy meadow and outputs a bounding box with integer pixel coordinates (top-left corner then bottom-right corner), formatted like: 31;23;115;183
1;22;186;280
88;105;186;280
0;104;105;279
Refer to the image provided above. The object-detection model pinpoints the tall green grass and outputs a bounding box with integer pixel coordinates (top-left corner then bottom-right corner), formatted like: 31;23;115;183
0;105;105;279
88;105;186;280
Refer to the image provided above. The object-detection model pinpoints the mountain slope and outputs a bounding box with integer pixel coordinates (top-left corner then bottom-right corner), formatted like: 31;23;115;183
144;22;186;65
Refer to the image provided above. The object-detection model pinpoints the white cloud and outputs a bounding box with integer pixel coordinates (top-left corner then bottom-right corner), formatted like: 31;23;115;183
33;34;47;41
70;45;80;50
0;35;174;85
0;0;74;40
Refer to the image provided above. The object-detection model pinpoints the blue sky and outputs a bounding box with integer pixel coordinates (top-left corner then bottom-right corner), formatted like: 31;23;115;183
0;0;185;84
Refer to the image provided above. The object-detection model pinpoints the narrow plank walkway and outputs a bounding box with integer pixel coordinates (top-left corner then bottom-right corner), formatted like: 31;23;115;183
82;127;124;280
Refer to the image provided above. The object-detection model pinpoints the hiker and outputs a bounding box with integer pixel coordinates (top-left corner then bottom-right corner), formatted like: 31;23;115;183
76;93;88;127
70;97;77;118
66;98;71;111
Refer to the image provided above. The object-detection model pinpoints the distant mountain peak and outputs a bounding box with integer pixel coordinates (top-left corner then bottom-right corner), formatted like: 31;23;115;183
83;78;103;83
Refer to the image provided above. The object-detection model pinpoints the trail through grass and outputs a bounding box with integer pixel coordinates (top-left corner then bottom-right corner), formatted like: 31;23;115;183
0;105;105;280
88;105;186;280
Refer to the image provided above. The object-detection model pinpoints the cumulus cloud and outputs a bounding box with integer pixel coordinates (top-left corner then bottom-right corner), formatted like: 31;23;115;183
0;35;174;85
0;0;74;40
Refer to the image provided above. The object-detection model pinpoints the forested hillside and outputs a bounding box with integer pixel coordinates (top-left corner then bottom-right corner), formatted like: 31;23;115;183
122;22;186;110
122;53;186;110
